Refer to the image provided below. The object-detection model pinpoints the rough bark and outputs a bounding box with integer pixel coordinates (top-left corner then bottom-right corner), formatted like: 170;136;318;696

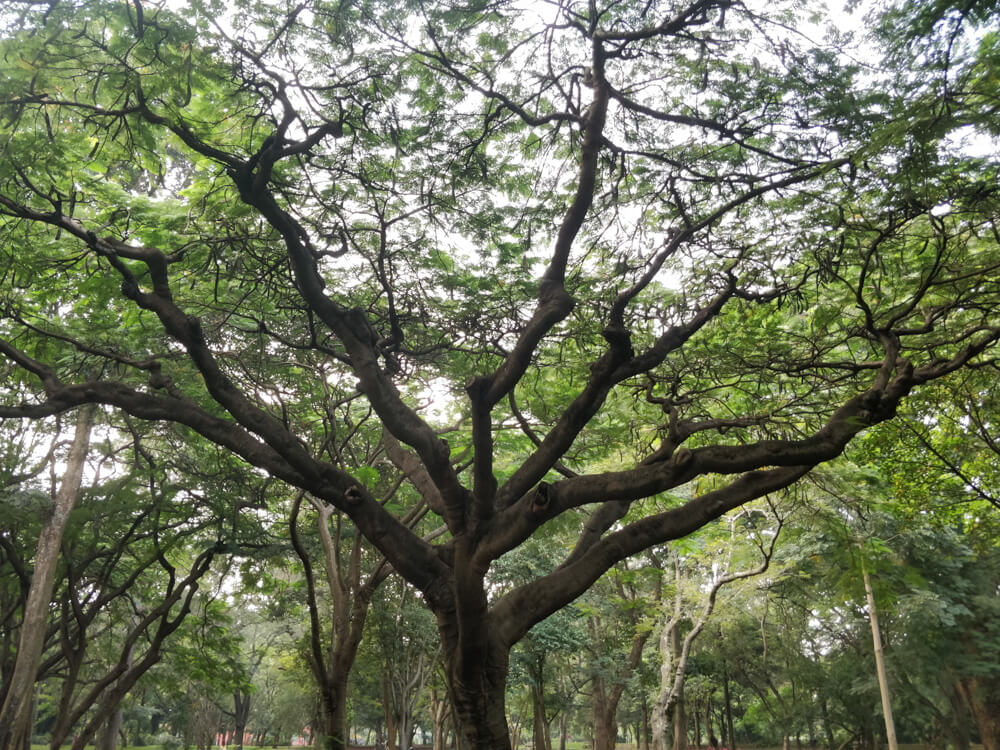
0;406;95;750
671;699;688;750
442;629;512;750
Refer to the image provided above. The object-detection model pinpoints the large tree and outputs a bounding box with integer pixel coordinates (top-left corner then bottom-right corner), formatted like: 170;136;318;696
1;1;998;749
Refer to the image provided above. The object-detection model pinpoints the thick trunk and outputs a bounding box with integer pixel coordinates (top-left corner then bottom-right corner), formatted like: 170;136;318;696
444;639;512;750
671;698;688;750
97;700;125;750
234;689;252;750
317;679;349;750
956;676;1000;750
592;680;616;750
0;407;94;750
318;681;349;750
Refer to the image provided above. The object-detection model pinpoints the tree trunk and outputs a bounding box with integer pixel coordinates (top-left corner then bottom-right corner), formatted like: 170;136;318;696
318;682;349;750
97;694;126;750
820;697;834;750
291;496;383;750
671;699;688;750
443;636;512;750
722;669;735;750
430;686;451;750
862;565;898;750
234;689;252;750
943;679;971;750
0;406;95;750
641;695;651;750
384;677;399;750
532;678;551;750
956;676;1000;750
592;678;616;750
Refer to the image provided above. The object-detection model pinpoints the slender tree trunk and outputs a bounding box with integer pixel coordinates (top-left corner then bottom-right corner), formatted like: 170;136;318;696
291;496;383;750
0;406;95;750
641;695;651;750
722;668;735;750
955;676;1000;750
532;677;550;750
384;677;399;750
820;697;834;750
943;679;971;750
862;565;898;750
430;686;451;750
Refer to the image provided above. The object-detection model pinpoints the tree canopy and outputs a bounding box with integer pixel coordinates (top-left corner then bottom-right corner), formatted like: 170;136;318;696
1;0;998;748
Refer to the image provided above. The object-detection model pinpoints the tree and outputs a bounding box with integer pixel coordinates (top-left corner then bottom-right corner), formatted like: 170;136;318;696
290;491;392;750
582;563;659;750
1;1;999;749
651;501;785;750
0;407;94;749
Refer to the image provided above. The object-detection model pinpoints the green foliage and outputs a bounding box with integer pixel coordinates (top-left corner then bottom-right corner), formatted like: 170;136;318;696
1;0;999;745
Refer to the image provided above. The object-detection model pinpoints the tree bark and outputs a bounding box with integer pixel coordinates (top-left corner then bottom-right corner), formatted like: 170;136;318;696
429;686;451;750
97;637;133;750
592;677;617;750
0;406;95;750
233;689;252;750
862;565;898;750
442;632;512;750
955;676;1000;750
671;699;688;750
